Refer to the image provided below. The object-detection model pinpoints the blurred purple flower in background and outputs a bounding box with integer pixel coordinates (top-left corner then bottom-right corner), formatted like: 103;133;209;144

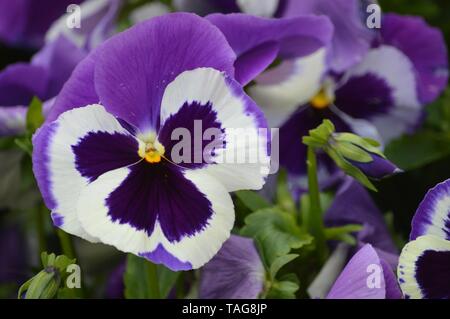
199;235;265;299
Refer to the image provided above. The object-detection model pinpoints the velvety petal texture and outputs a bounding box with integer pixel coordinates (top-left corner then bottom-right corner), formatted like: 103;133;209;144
199;235;265;299
327;244;401;299
33;14;269;270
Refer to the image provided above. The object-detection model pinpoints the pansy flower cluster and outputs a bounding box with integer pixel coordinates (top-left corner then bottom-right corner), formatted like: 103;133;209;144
0;0;448;300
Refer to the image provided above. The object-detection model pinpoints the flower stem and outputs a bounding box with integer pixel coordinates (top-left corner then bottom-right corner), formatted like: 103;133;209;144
36;205;47;256
147;261;161;299
56;229;76;259
306;146;328;262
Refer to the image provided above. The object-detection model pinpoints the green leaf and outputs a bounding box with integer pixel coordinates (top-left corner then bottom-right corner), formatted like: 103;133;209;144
235;190;270;212
14;137;32;155
26;97;44;134
157;265;180;298
241;208;313;266
324;224;363;240
385;131;450;170
266;280;299;299
124;254;178;299
269;254;299;280
334;133;384;157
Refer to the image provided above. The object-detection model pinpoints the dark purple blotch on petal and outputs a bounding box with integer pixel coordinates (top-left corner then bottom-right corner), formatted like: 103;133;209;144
335;73;394;120
415;249;450;299
106;162;213;242
72;131;140;182
158;101;225;169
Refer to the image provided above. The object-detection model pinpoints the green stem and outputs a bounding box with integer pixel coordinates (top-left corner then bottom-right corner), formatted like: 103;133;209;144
56;229;76;259
306;147;328;262
36;206;47;256
147;261;161;299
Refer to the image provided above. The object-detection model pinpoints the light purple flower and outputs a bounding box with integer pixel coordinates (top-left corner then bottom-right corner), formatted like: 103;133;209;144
398;179;450;299
32;13;270;271
199;235;265;299
326;244;402;299
0;0;83;48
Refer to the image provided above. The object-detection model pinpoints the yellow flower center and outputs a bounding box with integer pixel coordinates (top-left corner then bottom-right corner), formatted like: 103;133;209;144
310;79;335;109
138;134;165;164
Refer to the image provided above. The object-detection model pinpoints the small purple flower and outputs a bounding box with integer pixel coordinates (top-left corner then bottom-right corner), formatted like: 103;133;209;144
326;244;402;299
398;179;450;299
0;0;83;48
32;13;270;271
199;235;265;299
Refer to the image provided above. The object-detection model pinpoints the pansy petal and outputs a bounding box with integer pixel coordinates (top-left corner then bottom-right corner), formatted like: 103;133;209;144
236;0;280;17
398;235;450;299
249;49;328;128
282;0;373;72
327;244;386;299
325;178;398;254
94;13;236;132
31;35;87;98
380;14;448;104
0;63;47;106
342;46;421;143
159;67;270;192
32;104;140;240
47;51;99;122
199;235;265;299
207;13;332;84
77;165;234;270
381;259;403;299
411;179;450;241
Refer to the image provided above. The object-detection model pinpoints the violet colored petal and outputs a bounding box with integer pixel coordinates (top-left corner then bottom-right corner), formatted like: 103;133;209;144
0;0;83;48
325;177;398;254
31;35;87;98
381;259;402;299
282;0;374;72
46;50;100;122
0;225;27;284
94;13;236;131
0;105;27;136
349;152;401;180
199;235;265;299
327;244;386;299
410;178;450;241
379;14;448;104
105;262;125;299
206;13;333;84
0;63;47;106
398;235;450;299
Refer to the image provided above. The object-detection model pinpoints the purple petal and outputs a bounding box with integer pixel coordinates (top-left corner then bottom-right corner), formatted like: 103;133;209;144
410;178;450;241
282;0;374;72
105;262;125;299
0;105;27;136
381;259;402;299
325;178;398;254
327;244;386;299
206;13;333;84
379;14;448;104
199;235;265;299
0;225;27;284
94;13;236;131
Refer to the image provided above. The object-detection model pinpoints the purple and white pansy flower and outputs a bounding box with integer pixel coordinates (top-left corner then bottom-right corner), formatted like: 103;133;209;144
398;179;450;299
32;13;270;271
249;11;448;183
